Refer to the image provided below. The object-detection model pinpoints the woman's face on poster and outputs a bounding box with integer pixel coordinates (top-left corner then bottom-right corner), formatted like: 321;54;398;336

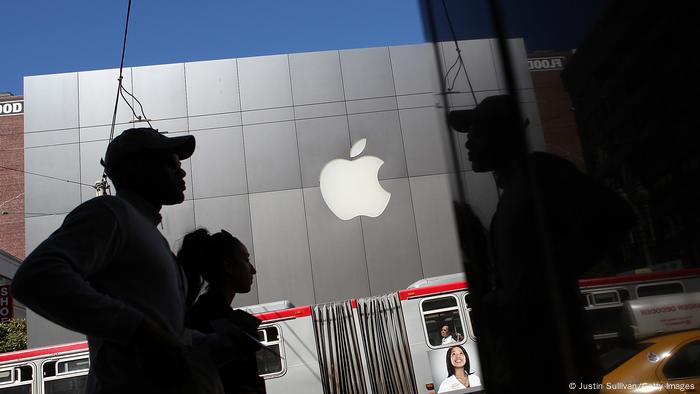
450;347;466;369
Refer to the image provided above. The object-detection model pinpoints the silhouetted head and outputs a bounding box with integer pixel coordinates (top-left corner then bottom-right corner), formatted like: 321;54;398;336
102;127;195;206
440;325;452;338
445;345;471;377
177;228;255;305
449;95;525;173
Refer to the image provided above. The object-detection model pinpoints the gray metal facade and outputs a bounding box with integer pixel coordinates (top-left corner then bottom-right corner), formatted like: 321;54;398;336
23;38;541;320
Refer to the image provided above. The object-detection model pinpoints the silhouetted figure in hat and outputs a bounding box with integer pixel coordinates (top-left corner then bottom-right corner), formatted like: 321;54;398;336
12;128;198;393
449;95;635;393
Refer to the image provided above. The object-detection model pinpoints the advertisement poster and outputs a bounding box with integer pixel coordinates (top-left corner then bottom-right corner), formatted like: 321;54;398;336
428;342;485;393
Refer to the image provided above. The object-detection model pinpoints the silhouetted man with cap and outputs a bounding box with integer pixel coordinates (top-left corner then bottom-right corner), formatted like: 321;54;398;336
449;95;635;393
12;127;197;393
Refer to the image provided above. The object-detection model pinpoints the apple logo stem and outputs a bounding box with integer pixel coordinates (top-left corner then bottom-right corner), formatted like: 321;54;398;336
319;138;391;220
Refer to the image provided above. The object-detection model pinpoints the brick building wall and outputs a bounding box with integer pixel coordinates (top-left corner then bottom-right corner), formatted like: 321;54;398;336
0;95;24;260
528;52;585;171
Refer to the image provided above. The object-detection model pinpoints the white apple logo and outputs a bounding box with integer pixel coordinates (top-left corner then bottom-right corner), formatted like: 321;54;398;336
319;138;391;220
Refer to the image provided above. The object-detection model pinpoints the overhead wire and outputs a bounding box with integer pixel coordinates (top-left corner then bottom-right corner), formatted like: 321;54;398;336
107;0;133;147
0;165;94;217
440;0;478;105
118;88;139;123
0;164;95;188
97;0;134;196
442;52;462;91
1;212;66;217
120;84;153;128
97;0;154;195
0;192;23;210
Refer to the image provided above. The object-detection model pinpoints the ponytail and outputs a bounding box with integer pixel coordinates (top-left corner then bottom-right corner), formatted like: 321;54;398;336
177;228;212;306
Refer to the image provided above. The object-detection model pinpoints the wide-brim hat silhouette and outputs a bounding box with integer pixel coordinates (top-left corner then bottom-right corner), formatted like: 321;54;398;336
103;127;195;169
448;94;516;133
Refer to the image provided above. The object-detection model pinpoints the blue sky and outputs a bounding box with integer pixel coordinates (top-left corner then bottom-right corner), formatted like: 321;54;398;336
1;0;609;96
1;1;425;96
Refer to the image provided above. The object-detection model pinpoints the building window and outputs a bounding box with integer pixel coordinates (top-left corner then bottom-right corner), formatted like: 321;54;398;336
420;295;466;348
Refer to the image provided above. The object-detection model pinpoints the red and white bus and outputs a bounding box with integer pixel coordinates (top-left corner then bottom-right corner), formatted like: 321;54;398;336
579;268;700;351
0;342;89;394
2;269;699;394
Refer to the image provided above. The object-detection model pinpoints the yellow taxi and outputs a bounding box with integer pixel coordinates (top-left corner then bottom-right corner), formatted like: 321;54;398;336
600;329;700;393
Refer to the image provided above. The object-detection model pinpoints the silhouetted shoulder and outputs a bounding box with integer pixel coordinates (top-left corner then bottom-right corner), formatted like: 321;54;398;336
529;151;583;182
51;196;133;251
186;292;237;333
68;195;146;225
76;195;131;216
530;151;577;167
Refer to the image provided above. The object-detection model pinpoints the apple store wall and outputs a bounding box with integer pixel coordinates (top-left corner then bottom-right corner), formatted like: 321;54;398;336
24;39;542;313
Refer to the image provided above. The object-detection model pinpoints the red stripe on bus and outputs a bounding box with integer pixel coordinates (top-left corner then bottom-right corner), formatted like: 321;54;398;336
579;268;700;288
0;341;88;363
396;269;700;301
399;281;468;300
256;306;312;321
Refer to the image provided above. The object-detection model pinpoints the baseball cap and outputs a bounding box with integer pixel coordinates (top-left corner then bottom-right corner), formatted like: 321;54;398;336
102;127;195;169
448;94;518;133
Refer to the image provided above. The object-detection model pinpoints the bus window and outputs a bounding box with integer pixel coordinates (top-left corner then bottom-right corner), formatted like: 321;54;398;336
16;367;31;384
581;292;592;307
637;282;684;297
43;357;89;394
420;295;466;348
44;375;88;394
256;325;285;378
618;289;630;301
592;291;621;305
586;307;627;337
584;290;626;349
0;365;33;394
582;289;630;307
463;293;476;340
0;370;12;385
56;358;89;375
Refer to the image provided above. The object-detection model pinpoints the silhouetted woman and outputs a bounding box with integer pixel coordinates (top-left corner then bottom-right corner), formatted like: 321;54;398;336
178;228;265;394
438;345;481;393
